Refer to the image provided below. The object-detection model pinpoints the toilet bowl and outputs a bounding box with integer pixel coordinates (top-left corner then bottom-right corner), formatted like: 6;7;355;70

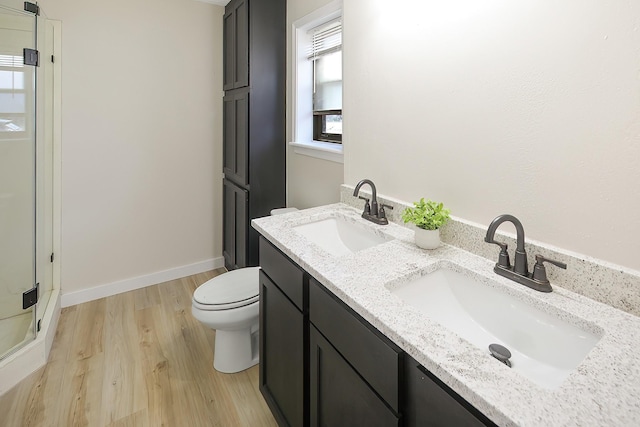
192;207;298;373
191;267;261;373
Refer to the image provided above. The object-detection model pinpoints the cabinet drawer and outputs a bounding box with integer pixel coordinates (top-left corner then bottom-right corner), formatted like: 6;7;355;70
259;237;304;310
309;278;401;412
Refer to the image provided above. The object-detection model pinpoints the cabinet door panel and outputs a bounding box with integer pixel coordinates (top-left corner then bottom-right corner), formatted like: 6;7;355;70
259;271;305;427
223;0;249;90
234;91;248;185
404;354;497;427
223;90;249;187
223;7;235;91
234;0;249;88
309;279;400;411
310;326;399;427
223;179;248;270
223;94;235;177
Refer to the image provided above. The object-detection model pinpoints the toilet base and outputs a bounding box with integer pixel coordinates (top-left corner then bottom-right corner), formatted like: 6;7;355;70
213;326;259;373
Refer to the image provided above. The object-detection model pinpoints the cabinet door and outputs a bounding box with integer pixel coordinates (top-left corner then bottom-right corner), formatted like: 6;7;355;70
223;0;249;90
310;326;399;427
309;279;400;412
259;271;305;427
404;354;497;427
223;89;249;187
223;179;248;270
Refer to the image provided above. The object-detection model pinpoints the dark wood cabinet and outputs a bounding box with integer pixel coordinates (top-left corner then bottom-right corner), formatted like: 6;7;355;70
309;278;401;414
259;238;307;427
404;354;497;427
257;236;497;427
309;325;400;427
222;0;285;270
308;278;401;426
260;271;305;427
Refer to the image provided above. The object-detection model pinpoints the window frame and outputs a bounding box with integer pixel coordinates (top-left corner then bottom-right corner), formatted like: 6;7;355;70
290;0;343;164
313;109;342;143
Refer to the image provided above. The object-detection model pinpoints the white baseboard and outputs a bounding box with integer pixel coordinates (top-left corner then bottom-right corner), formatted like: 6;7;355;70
61;257;225;308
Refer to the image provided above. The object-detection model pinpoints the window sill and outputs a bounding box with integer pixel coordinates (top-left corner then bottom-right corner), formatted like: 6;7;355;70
289;140;344;164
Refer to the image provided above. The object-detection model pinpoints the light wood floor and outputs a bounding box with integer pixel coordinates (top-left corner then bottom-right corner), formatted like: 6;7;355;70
0;270;277;427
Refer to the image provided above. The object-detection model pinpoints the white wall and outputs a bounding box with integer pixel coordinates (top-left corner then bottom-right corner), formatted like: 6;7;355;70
343;0;640;271
287;0;344;209
288;154;343;208
40;0;223;294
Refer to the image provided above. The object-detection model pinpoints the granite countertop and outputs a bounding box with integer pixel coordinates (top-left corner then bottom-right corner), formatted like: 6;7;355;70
252;203;640;427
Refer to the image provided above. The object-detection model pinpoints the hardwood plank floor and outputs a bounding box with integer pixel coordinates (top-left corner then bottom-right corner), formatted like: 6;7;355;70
0;270;277;427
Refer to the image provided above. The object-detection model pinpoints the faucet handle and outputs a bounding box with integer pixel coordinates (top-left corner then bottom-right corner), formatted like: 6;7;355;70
379;204;393;220
532;254;567;283
485;239;511;268
358;196;371;215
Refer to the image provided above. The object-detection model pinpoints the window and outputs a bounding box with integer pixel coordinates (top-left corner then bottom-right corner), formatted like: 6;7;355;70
309;19;342;143
291;1;343;163
0;55;30;138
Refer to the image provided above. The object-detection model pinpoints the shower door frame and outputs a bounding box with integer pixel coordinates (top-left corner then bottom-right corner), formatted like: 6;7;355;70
0;2;38;361
0;1;60;362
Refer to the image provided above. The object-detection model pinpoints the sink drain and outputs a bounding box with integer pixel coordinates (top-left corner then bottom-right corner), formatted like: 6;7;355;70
489;343;512;368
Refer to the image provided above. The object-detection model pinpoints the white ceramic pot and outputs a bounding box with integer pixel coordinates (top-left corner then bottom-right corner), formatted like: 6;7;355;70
414;227;440;249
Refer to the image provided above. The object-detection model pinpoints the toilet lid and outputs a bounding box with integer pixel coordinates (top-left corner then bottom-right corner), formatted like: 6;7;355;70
193;267;260;310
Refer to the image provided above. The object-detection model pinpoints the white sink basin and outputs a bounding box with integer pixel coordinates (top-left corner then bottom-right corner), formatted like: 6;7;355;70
293;216;392;256
389;263;601;389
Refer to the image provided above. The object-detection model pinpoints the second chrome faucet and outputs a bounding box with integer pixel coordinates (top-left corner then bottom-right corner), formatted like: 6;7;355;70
353;179;393;225
485;214;567;292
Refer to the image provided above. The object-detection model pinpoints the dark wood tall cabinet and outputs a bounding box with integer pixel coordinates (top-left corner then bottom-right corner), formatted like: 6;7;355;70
222;0;286;270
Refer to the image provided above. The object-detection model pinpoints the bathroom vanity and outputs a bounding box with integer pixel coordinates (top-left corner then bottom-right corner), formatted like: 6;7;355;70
253;203;640;426
258;236;494;426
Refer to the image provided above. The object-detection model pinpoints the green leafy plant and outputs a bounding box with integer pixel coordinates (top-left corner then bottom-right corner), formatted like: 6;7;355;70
401;198;451;230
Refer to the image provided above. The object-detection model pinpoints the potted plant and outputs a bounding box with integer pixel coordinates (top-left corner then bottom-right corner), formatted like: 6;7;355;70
401;198;451;249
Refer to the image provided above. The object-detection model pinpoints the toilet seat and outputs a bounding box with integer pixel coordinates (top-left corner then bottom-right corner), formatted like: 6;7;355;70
193;267;260;311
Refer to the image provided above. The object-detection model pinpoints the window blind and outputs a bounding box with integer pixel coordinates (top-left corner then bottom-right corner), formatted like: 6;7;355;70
0;55;24;68
307;18;342;61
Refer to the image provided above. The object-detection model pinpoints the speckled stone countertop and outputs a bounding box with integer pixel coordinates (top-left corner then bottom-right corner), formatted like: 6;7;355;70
252;203;640;427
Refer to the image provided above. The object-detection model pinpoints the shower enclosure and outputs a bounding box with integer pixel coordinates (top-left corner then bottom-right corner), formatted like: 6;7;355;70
0;0;55;362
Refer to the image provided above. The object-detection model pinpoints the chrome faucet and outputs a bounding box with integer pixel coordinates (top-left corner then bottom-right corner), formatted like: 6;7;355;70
353;179;392;225
485;214;567;292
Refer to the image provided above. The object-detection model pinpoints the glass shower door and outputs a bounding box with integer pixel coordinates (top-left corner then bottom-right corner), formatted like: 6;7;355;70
0;4;37;359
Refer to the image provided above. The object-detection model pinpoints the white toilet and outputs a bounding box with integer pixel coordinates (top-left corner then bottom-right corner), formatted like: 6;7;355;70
191;207;297;373
191;267;261;373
